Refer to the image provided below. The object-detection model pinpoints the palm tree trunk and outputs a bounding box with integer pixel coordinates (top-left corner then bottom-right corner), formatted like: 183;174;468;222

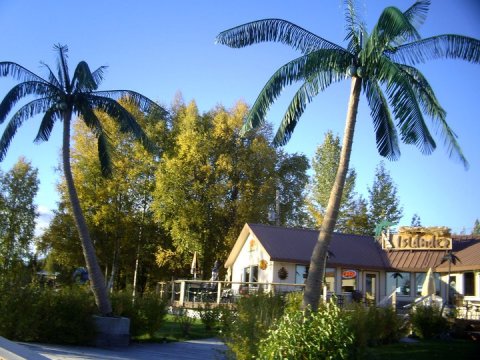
62;110;113;316
303;76;362;310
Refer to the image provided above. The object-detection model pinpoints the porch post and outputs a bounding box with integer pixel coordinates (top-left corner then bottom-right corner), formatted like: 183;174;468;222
217;282;222;304
179;281;186;306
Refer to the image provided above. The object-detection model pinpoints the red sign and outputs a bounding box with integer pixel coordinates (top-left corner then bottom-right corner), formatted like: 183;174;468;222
342;270;357;279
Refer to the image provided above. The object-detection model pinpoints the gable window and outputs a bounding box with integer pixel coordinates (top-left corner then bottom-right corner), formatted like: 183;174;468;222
464;272;475;296
243;265;258;283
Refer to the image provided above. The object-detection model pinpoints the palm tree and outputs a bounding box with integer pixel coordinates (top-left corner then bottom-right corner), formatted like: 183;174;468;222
216;1;480;309
0;45;164;315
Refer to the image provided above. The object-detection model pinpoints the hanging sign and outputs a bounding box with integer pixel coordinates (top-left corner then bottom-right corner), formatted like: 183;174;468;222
342;270;357;279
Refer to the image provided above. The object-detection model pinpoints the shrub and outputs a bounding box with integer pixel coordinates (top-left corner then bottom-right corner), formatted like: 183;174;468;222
410;304;448;339
174;308;195;337
199;302;220;330
345;304;404;358
225;292;285;360
111;290;167;337
258;300;354;360
0;284;96;345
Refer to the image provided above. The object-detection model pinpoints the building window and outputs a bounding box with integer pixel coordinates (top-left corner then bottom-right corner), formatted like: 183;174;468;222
415;272;441;296
243;265;258;283
464;272;475;296
295;265;308;284
387;272;411;296
341;269;357;293
325;268;335;292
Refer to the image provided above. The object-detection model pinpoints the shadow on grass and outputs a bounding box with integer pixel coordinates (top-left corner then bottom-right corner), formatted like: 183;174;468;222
366;339;479;360
133;315;219;343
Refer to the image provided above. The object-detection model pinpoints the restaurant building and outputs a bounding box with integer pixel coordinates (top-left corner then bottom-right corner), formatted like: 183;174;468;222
225;223;480;313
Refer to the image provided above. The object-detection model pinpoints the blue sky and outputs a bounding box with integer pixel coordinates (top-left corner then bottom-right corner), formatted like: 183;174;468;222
0;0;479;234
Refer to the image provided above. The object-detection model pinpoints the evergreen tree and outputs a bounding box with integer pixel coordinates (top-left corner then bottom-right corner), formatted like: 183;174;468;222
411;213;422;227
368;161;403;230
473;219;480;235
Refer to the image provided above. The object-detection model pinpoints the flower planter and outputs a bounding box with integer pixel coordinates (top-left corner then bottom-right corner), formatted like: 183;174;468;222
92;315;130;347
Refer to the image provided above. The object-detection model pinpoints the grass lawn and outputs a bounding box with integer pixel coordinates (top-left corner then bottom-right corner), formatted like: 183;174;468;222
134;314;219;343
367;339;479;360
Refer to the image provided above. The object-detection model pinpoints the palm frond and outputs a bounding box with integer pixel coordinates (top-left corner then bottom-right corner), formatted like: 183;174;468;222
0;81;57;124
86;94;156;153
40;62;62;89
34;108;60;143
0;98;53;160
97;131;113;177
403;0;430;30
72;61;99;92
387;35;480;65
242;49;352;135
0;61;47;82
403;65;468;167
54;44;71;91
363;79;400;160
91;66;107;87
383;60;436;155
216;19;345;54
344;0;366;54
366;5;420;60
273;69;346;146
93;90;163;114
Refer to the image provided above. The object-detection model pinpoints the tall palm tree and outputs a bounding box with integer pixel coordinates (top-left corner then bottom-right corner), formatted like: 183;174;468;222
217;1;480;310
0;45;164;315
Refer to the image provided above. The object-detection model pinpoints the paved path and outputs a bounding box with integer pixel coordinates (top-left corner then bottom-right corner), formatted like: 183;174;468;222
17;338;228;360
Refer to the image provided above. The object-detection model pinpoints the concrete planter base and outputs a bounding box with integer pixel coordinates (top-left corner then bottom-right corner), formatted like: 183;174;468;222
93;315;130;347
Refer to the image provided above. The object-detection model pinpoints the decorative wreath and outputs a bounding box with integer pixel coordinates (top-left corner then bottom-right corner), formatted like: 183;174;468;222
278;267;288;280
259;259;268;270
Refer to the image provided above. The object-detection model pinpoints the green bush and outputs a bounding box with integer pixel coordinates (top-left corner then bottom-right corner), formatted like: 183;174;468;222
174;308;196;337
258;300;354;360
225;292;285;360
199;302;220;330
111;290;167;337
345;304;404;358
0;284;96;344
410;304;448;339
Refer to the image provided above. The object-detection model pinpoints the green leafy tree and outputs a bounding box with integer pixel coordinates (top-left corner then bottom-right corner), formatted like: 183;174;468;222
153;100;278;275
308;131;357;231
275;150;310;227
217;1;479;309
343;196;373;236
368;161;403;231
0;45;164;315
0;157;39;274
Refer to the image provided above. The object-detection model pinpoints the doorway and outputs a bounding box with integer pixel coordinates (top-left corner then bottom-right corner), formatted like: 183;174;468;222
364;272;379;305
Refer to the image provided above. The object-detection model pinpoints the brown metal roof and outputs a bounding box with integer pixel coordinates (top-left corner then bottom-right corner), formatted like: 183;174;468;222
240;224;480;272
247;223;390;270
435;236;480;272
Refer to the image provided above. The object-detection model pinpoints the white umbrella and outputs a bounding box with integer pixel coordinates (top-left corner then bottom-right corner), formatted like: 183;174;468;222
421;267;436;296
190;251;198;279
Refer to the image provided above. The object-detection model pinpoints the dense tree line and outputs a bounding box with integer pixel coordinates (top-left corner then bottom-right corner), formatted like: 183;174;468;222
38;98;309;291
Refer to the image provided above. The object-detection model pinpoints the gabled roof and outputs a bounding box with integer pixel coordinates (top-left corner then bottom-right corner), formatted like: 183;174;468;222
225;223;390;270
225;224;480;272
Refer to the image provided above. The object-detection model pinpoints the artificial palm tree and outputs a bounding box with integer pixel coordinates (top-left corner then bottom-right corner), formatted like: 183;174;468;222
217;0;480;310
0;45;164;315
